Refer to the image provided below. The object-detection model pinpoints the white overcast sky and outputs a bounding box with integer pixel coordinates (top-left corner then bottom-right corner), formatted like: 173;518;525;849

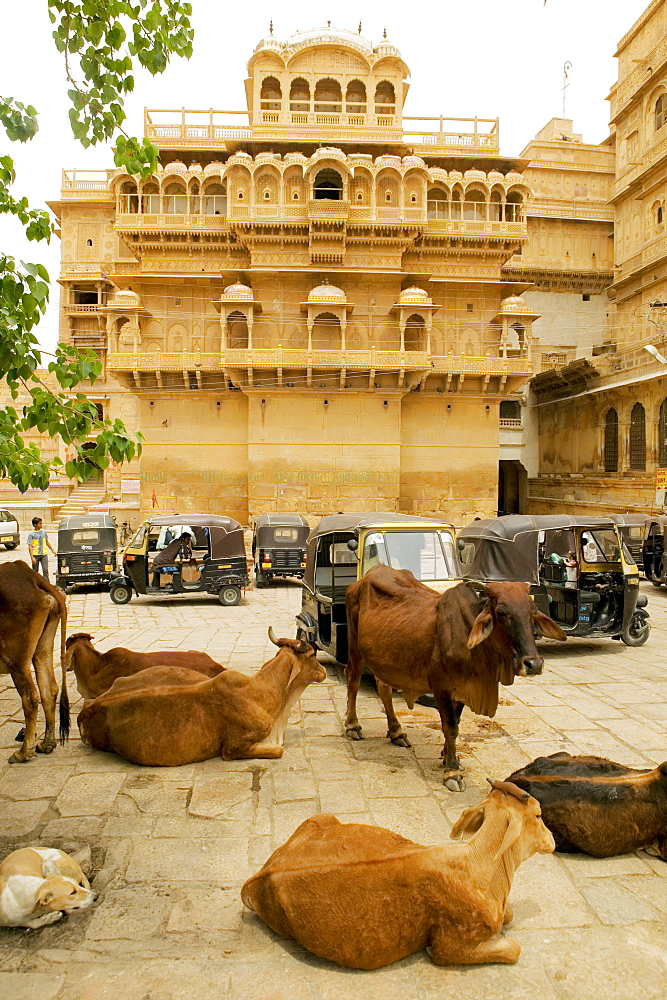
0;0;650;353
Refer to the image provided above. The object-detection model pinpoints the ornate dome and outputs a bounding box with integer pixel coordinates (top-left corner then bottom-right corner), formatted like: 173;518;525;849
308;281;346;303
110;289;140;302
222;282;254;300
498;295;531;314
398;286;432;305
286;26;374;53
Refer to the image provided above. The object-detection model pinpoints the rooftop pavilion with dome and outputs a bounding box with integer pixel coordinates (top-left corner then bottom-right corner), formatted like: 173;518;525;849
40;23;615;521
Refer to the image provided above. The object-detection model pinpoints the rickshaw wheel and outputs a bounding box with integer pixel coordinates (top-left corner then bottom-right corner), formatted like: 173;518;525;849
651;579;663;588
110;583;132;605
621;617;650;646
219;585;241;607
254;571;266;588
3;542;16;550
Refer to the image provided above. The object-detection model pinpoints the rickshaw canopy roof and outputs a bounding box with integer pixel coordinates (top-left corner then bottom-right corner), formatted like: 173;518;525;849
143;513;246;560
303;512;456;591
608;513;653;527
59;514;117;530
253;513;310;548
458;514;621;585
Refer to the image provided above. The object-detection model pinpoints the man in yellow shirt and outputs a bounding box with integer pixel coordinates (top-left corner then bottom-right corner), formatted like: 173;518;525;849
26;517;56;581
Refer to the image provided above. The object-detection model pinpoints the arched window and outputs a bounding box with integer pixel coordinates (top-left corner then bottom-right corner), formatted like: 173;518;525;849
345;80;366;111
311;312;341;349
141;181;160;214
660;398;667;467
374;81;395;113
427;187;447;220
314;79;342;112
202;183;226;215
163;181;186;214
629;402;646;470
260;76;282;110
404;314;425;351
451;190;462;220
464;189;486;222
120;180;138;213
655;93;667;131
227;311;249;349
289;78;310;111
314;168;343;201
604;408;618;472
490;190;503;222
505;191;524;222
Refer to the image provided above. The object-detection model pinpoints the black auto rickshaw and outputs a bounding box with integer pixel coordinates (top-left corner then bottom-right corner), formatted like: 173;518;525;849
56;514;118;590
642;514;667;587
252;514;309;587
109;514;249;606
608;514;652;569
296;512;460;664
457;514;649;646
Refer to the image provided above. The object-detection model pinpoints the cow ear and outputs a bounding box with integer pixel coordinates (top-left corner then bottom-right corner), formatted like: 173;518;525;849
450;805;485;840
534;610;567;641
467;607;494;649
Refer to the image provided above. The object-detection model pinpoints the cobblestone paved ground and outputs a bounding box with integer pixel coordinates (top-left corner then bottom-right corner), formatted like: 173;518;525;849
0;547;666;999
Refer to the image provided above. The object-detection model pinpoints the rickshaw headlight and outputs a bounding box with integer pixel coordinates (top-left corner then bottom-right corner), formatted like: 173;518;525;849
628;577;639;586
61;566;69;574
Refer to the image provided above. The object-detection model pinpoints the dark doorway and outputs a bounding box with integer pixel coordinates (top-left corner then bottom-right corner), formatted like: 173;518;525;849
498;460;527;515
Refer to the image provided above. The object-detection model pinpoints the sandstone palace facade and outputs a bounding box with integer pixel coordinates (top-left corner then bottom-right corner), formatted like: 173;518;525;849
17;24;621;523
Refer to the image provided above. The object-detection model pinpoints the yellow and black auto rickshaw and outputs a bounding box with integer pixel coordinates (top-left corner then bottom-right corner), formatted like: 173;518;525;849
56;514;118;590
642;514;667;587
608;514;652;570
295;512;460;664
110;513;249;606
252;513;309;587
457;514;649;646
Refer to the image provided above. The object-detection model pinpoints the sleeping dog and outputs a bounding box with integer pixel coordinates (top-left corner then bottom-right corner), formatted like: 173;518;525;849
0;847;95;929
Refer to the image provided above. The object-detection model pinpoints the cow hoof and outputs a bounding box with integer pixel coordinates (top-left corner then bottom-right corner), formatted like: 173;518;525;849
389;733;412;748
444;774;466;792
345;726;363;741
36;740;56;754
8;749;34;764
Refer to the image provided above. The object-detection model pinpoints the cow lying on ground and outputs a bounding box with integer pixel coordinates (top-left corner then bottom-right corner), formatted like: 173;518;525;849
345;566;566;789
506;752;667;859
64;632;224;700
242;779;555;969
0;561;69;763
78;628;326;765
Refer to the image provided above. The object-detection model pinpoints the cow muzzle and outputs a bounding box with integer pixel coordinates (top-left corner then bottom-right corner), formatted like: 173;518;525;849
517;656;544;677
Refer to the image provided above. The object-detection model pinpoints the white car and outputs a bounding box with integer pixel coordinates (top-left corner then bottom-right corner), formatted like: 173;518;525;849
0;509;20;549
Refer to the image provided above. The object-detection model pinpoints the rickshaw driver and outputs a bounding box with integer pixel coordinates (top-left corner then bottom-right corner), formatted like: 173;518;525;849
150;531;195;587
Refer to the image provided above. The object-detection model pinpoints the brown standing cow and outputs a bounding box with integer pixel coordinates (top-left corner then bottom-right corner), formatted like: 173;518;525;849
0;561;69;763
345;565;566;790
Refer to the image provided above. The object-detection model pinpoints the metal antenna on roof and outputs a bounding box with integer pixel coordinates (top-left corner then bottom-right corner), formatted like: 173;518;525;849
383;27;387;39
269;19;273;35
358;21;362;33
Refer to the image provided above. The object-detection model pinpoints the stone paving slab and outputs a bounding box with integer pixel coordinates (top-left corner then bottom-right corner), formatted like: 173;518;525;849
0;551;666;998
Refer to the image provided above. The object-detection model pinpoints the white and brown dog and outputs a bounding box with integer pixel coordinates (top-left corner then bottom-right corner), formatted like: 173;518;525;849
0;847;95;929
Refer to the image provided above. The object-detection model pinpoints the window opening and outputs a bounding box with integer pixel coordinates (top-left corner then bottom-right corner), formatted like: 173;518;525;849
604;408;618;472
314;168;343;201
629;402;646;470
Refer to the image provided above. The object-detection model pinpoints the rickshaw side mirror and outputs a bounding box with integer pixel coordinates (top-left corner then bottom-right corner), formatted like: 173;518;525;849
347;537;358;552
457;538;466;551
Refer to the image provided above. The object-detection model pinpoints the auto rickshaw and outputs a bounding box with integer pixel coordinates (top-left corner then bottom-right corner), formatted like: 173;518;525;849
642;514;667;587
457;514;649;646
608;514;652;568
55;514;118;590
109;513;249;606
252;514;309;586
295;512;460;664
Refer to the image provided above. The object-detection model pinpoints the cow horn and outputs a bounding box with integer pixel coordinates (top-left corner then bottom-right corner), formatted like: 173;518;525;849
487;777;531;802
268;626;280;646
295;641;310;653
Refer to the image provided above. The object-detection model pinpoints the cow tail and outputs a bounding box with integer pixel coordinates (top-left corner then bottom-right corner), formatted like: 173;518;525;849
58;593;70;744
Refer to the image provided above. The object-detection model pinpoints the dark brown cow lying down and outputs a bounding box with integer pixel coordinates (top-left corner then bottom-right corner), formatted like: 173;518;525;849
242;781;555;969
346;566;566;789
65;632;224;700
78;630;326;765
506;752;667;859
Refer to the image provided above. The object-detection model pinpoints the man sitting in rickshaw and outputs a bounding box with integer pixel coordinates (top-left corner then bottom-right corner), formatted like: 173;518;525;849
150;530;195;587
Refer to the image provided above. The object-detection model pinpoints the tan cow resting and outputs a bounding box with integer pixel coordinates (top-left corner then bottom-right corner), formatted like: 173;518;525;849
242;780;555;969
78;629;326;765
0;561;69;763
65;632;224;700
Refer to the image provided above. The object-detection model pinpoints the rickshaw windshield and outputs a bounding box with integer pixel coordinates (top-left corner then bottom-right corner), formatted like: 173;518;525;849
129;524;147;549
362;530;459;580
581;530;621;563
71;530;100;546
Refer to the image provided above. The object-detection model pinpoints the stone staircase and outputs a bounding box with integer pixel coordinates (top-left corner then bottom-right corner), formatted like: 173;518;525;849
57;478;107;517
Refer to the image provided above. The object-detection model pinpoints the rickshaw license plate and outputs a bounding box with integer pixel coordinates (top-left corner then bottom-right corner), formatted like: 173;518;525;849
1;536;11;542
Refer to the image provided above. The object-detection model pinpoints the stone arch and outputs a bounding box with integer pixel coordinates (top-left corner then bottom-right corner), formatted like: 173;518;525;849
377;169;399;206
464;187;486;222
140;178;160;213
283;165;305;203
202;181;226;215
427;186;448;220
289;77;310;111
119;179;138;213
313;167;343;200
350;168;373;205
167;322;188;352
314;78;342;112
163;179;187;214
260;76;282;110
227;310;249;349
188;177;200;214
404;169;425;208
404;313;426;351
311;311;341;349
374;80;395;112
228;166;251;203
629;401;646;470
505;188;526;222
346;79;367;110
255;168;280;204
